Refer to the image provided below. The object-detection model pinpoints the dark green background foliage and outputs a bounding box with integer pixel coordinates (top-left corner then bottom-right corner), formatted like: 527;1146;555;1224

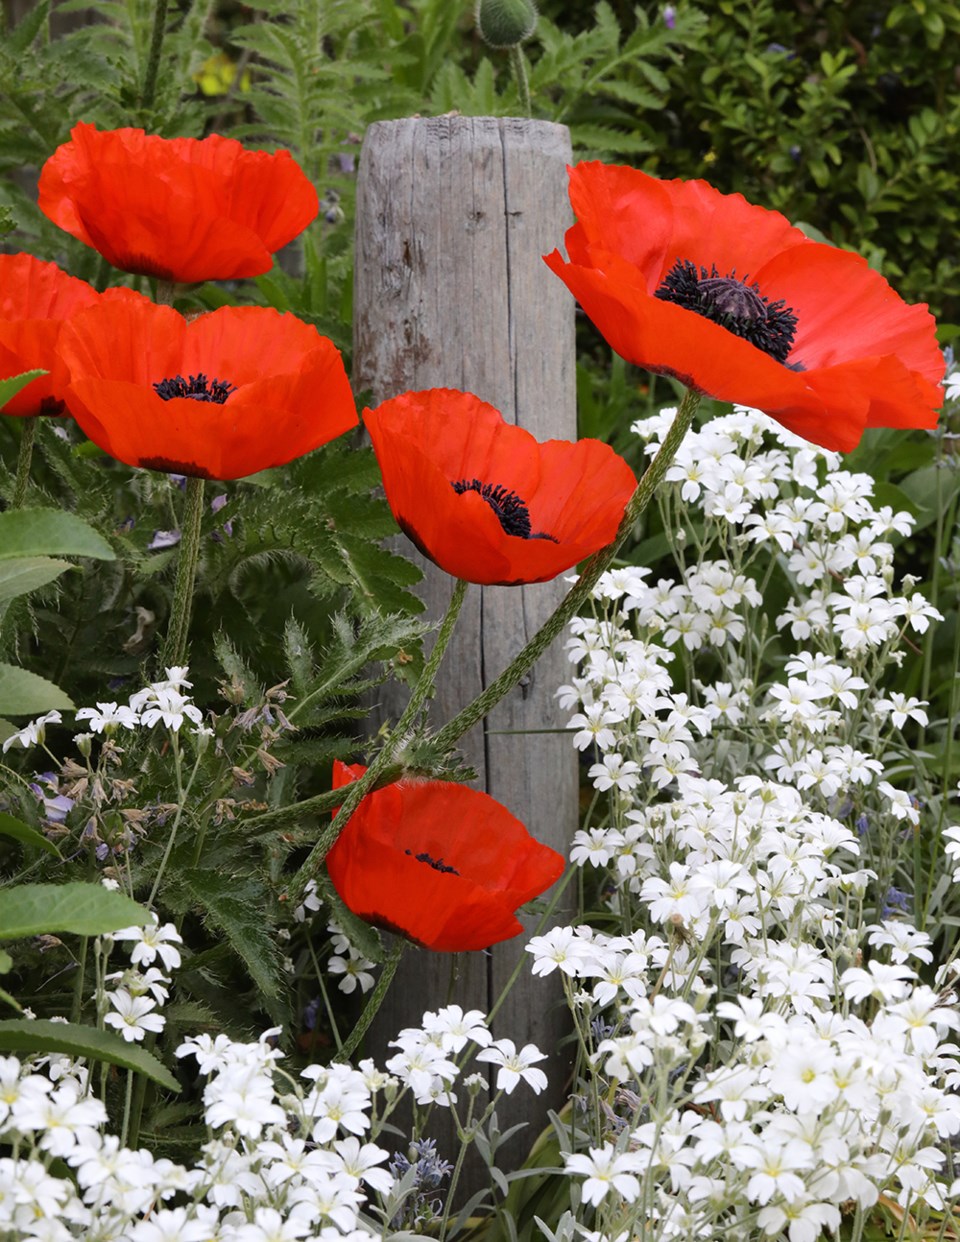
2;0;958;323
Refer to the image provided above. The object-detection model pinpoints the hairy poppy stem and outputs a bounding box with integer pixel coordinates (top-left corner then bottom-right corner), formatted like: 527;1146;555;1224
11;415;38;508
432;388;701;753
510;46;532;117
291;577;469;890
140;0;169;112
161;475;205;671
334;938;404;1062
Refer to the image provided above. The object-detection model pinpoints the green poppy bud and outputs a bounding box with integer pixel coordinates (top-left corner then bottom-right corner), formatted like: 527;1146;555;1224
475;0;538;49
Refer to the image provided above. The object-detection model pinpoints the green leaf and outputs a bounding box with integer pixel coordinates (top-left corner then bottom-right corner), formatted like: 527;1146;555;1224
0;813;61;859
0;371;46;412
0;508;115;561
0;1020;178;1091
179;869;284;1003
0;986;21;1012
0;664;74;715
0;949;11;973
0;883;151;939
7;0;50;54
0;556;74;605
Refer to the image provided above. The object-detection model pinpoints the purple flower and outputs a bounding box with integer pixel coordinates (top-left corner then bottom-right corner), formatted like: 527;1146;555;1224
148;529;181;550
662;4;676;28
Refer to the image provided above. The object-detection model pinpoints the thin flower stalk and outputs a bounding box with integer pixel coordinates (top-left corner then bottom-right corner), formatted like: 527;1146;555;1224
160;474;205;671
433;387;700;752
293;576;468;891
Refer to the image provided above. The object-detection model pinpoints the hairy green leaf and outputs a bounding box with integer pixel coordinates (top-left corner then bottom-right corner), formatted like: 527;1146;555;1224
0;883;151;939
0;508;116;561
0;1020;178;1091
0;664;74;715
0;813;61;859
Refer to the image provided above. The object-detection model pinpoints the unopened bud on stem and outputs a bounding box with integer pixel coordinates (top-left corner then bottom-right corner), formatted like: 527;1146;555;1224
476;0;538;48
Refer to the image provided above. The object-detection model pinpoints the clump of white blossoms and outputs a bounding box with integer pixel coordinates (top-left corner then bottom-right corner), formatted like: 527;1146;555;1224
544;404;960;1239
0;909;545;1242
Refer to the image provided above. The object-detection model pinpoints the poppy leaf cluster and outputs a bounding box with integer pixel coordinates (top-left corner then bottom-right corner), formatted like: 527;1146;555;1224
56;291;357;480
364;388;637;586
326;761;566;952
38;123;319;285
544;162;945;453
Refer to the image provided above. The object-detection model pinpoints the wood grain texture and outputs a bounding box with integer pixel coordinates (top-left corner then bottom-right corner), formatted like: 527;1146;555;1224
353;116;578;1172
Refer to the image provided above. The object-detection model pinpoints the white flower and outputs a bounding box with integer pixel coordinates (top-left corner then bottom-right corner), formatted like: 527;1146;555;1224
877;780;920;826
74;702;140;733
2;710;61;752
564;1144;642;1206
588;753;640;793
874;692;929;729
476;1038;548;1095
328;953;375;995
526;926;594;977
104;990;165;1042
839;960;915;1004
229;1206;313;1241
13;1083;107;1160
129;1205;219;1242
111;920;183;971
137;686;204;731
324;1136;394;1194
293;878;323;923
422;1004;491;1052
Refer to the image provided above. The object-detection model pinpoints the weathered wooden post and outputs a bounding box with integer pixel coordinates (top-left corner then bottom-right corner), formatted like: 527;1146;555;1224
353;116;578;1166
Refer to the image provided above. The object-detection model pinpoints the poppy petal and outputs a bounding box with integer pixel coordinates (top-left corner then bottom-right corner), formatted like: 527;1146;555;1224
0;254;100;416
547;162;945;452
327;762;565;953
38;123;319;284
364;389;636;586
57;291;357;479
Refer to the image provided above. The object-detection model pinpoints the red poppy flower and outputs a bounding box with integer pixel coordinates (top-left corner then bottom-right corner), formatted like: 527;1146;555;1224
544;163;944;453
38;123;319;284
56;290;357;480
364;388;636;586
0;254;100;417
327;761;565;952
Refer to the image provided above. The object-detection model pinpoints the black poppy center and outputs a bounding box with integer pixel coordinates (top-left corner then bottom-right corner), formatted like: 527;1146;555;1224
451;478;559;542
153;373;237;403
404;848;460;876
654;259;799;365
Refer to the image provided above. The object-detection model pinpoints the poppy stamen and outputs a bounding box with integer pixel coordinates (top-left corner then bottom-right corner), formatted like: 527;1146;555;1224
404;848;460;876
655;259;798;364
153;373;237;404
452;478;559;542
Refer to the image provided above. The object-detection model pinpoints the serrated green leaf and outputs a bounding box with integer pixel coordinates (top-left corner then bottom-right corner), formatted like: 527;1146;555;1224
0;508;116;561
178;869;283;1002
0;883;151;939
0;664;74;715
0;556;74;605
0;371;46;411
0;1020;178;1091
283;616;315;697
0;813;61;859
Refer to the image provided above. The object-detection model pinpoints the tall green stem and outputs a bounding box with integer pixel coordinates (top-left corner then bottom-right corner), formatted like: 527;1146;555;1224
11;416;38;508
510;46;532;117
433;388;700;752
292;577;469;890
139;0;169;112
161;476;205;671
334;939;403;1062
